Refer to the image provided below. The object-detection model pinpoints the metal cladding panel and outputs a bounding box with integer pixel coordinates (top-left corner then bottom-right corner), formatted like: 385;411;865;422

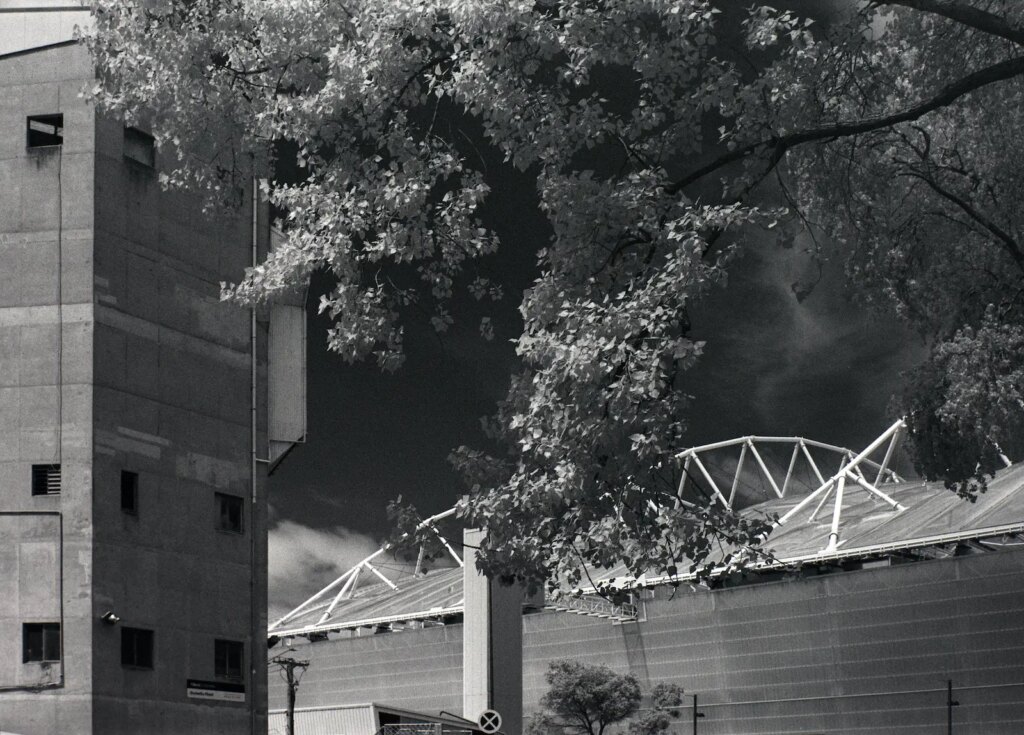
271;548;1024;734
268;302;307;466
270;626;463;715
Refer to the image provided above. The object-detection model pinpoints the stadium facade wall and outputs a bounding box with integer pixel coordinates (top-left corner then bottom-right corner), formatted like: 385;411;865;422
272;548;1024;734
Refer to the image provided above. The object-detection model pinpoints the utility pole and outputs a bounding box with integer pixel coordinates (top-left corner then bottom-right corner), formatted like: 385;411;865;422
947;679;959;735
270;653;310;735
691;693;705;735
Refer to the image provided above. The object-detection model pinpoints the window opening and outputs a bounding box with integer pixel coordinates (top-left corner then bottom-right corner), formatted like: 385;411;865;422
215;492;244;534
121;627;154;669
27;114;63;148
121;470;139;514
32;464;61;496
23;623;61;663
124;127;155;167
214;639;244;681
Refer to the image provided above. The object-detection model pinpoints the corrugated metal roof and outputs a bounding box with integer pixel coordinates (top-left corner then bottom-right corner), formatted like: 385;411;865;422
323;567;464;624
268;703;483;735
268;703;377;735
753;462;1024;559
277;464;1024;633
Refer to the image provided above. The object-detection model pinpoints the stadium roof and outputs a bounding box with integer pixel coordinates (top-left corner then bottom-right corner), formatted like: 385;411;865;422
271;422;1024;638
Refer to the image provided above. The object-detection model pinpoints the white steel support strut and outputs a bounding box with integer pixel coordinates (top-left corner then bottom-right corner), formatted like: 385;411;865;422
728;443;748;507
776;419;907;528
800;441;827;485
875;427;901;486
689;452;729;507
747;440;784;499
826;473;847;552
780;443;800;497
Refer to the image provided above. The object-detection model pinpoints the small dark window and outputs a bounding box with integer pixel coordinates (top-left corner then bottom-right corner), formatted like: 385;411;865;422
23;623;61;663
121;627;154;669
32;464;61;496
121;470;139;514
214;639;244;681
215;493;244;534
124;127;155;167
27;114;63;148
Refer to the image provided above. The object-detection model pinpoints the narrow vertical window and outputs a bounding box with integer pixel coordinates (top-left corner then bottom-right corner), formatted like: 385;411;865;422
214;639;244;681
121;470;139;514
31;464;61;496
23;623;61;663
121;627;154;669
27;114;63;148
215;493;244;534
124;127;155;167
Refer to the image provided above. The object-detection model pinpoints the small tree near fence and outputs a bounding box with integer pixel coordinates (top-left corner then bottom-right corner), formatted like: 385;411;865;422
527;660;685;735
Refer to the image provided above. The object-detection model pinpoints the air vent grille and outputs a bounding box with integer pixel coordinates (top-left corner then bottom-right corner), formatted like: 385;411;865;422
31;464;61;496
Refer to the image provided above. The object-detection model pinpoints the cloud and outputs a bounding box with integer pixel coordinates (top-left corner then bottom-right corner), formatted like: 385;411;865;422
267;520;380;624
746;234;925;437
687;230;926;455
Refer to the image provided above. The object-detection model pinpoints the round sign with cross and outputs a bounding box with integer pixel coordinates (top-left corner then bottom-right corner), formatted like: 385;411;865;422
478;709;502;734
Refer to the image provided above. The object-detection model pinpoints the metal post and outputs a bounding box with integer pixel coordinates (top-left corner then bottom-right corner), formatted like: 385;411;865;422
947;679;959;735
826;473;846;551
270;655;309;735
692;694;705;735
286;665;296;735
250;178;260;735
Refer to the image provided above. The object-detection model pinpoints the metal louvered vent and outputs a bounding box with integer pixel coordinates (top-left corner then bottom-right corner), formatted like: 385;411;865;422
31;464;61;496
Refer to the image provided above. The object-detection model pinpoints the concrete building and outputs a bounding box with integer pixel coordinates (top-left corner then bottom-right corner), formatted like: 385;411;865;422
269;429;1024;734
1;10;305;734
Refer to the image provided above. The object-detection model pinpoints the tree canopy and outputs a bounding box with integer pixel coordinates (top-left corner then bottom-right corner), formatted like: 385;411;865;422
84;1;1024;592
627;683;686;735
526;659;642;735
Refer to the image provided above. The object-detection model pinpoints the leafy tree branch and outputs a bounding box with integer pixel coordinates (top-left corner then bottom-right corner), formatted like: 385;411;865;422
668;55;1024;195
881;0;1024;46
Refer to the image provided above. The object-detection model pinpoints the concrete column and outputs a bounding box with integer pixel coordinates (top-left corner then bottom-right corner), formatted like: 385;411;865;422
462;529;523;735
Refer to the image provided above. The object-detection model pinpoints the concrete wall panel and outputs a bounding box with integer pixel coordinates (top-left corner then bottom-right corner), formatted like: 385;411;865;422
90;91;268;735
2;40;269;735
0;41;96;733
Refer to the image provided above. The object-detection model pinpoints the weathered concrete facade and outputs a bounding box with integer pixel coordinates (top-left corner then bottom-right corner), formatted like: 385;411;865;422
1;41;269;734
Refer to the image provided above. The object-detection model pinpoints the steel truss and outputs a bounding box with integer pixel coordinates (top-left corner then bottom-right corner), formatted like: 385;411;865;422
543;596;637;622
678;418;909;552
